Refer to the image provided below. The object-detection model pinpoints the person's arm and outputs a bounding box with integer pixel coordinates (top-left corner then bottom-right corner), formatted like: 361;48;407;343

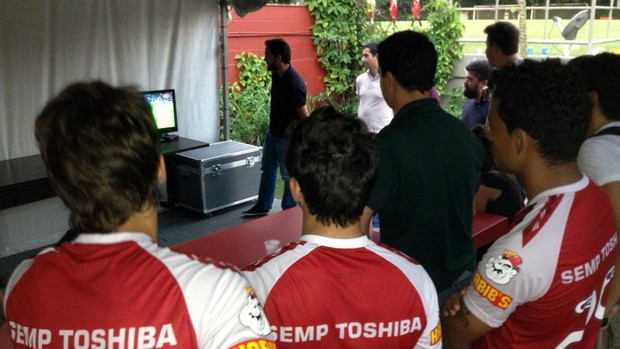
440;292;493;349
296;105;309;119
474;184;502;213
601;181;620;317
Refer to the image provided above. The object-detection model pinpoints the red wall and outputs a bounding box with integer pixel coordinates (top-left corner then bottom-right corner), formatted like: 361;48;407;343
227;4;327;97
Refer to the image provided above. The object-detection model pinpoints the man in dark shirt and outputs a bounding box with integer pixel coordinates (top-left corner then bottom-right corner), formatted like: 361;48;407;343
361;31;485;306
242;38;309;217
461;60;492;128
484;22;521;69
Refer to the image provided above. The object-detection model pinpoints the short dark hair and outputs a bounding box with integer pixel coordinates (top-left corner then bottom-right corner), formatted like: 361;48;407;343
378;31;437;92
287;106;378;228
466;60;492;81
484;22;519;55
35;81;161;234
265;38;292;64
363;42;378;55
492;59;591;165
568;53;620;121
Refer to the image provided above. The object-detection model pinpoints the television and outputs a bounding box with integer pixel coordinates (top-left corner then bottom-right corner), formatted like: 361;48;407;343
142;89;178;135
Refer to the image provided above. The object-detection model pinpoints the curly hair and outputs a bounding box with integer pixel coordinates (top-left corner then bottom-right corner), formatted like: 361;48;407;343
466;60;492;82
377;31;437;92
568;53;620;121
287;106;378;228
492;59;591;165
484;22;520;56
35;81;161;235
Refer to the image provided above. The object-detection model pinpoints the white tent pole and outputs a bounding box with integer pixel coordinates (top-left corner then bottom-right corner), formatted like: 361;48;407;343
588;0;597;53
543;0;551;39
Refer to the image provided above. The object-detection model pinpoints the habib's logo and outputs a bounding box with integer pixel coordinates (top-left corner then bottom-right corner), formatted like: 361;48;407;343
229;339;276;349
430;323;442;345
472;270;513;309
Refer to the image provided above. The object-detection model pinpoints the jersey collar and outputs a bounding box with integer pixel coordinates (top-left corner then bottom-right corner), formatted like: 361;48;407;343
300;234;373;249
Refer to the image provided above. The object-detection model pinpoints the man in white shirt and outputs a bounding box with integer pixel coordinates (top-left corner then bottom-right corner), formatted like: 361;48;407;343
356;42;393;134
571;52;620;349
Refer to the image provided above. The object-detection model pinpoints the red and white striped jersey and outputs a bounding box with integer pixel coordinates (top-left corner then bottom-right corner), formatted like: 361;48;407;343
243;234;441;348
4;232;275;349
465;177;617;348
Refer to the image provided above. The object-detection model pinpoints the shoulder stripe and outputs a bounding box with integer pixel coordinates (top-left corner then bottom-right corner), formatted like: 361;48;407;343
522;194;563;247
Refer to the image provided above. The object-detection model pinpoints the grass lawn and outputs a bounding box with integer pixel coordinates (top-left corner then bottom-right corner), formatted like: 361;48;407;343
383;19;620;57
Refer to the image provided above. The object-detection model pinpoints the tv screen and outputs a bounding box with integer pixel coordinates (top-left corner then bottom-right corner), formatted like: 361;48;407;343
142;89;178;134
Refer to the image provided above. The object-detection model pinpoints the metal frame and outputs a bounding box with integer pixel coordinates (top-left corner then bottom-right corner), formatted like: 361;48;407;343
457;0;619;54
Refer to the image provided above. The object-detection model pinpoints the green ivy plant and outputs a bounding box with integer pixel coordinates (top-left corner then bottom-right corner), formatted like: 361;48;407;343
222;52;271;145
306;0;370;96
445;87;468;118
425;0;464;95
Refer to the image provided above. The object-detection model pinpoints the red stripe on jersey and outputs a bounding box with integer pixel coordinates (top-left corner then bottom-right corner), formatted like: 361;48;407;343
521;194;562;247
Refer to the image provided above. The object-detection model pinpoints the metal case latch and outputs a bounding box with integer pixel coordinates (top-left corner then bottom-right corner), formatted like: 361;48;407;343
210;164;222;176
246;156;256;168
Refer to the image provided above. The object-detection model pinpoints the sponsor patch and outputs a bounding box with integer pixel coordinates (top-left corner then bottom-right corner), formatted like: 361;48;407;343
239;287;271;336
229;339;277;349
472;270;513;309
430;323;442;345
485;249;522;285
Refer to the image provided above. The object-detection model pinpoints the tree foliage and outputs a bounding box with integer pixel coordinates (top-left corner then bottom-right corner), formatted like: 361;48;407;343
306;0;370;96
425;0;465;94
223;52;271;145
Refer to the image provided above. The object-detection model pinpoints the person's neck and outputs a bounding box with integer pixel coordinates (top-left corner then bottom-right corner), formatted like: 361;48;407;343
392;89;432;114
116;204;159;242
588;111;614;137
300;207;365;239
367;68;378;78
474;93;485;104
275;63;290;77
520;161;583;200
497;54;520;68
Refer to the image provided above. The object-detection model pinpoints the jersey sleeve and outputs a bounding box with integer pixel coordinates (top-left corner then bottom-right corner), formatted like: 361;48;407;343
157;252;276;349
203;269;276;349
578;137;620;186
414;275;443;349
462;214;560;328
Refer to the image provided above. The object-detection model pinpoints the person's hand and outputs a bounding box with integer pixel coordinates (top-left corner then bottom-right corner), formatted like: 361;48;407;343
442;287;468;317
603;302;620;328
480;86;489;101
609;302;620;319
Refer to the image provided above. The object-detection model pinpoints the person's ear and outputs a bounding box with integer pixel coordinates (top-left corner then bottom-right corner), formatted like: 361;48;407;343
289;177;304;204
157;155;167;183
514;129;529;155
589;91;601;113
382;71;395;91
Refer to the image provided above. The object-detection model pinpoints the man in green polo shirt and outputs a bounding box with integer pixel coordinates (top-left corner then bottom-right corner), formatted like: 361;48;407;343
361;31;485;306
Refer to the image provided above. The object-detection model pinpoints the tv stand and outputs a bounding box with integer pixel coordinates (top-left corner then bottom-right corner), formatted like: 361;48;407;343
0;137;209;210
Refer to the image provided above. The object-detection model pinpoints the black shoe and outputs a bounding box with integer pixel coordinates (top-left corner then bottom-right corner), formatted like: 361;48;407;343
241;205;269;217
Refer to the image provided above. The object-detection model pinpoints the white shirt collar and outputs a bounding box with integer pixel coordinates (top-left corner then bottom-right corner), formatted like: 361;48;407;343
300;234;373;249
73;232;153;245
